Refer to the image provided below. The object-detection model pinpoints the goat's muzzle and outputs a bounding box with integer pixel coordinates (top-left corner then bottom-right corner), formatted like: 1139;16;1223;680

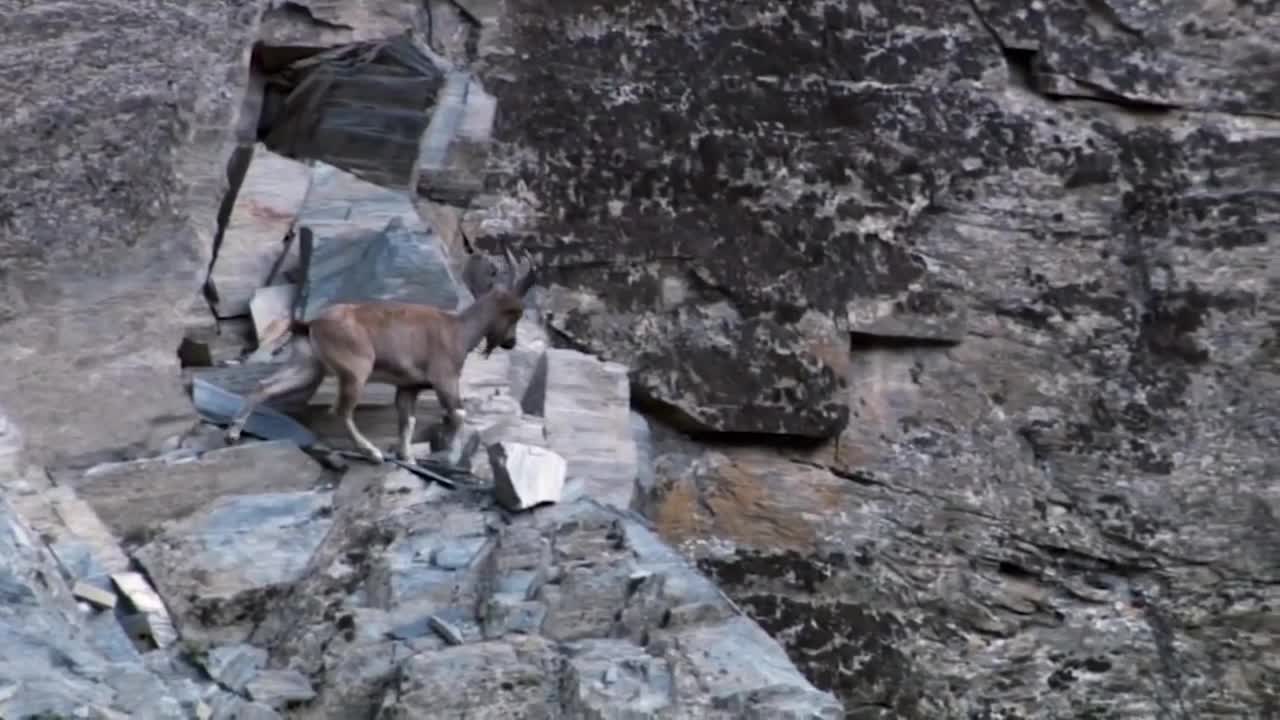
499;337;516;351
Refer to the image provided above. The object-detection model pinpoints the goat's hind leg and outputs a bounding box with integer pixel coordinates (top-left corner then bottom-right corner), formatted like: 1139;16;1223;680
224;359;324;443
334;364;383;463
431;375;467;450
394;387;420;462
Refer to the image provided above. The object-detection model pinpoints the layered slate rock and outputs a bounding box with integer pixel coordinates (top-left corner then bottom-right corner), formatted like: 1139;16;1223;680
65;440;327;540
238;471;842;718
0;493;192;718
135;491;335;645
0;0;267;466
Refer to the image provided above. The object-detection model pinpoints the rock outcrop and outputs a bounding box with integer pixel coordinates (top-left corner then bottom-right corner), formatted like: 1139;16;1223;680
0;0;265;467
3;0;1277;717
472;1;1275;717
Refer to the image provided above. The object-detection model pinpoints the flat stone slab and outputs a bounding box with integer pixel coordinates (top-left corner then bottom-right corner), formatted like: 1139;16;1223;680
202;643;267;693
534;349;637;509
134;491;335;644
209;145;311;318
245;669;315;708
67;441;326;540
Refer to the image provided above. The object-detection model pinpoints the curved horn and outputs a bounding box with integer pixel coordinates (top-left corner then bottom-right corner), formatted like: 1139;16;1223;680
502;242;519;288
513;248;537;296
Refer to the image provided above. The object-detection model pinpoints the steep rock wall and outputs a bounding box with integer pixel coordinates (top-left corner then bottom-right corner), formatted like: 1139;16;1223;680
0;0;267;467
461;0;1280;716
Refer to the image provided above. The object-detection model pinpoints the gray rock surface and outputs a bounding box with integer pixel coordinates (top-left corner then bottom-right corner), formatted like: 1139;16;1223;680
0;494;194;719
67;441;327;540
0;0;266;467
445;1;1280;716
136;491;335;645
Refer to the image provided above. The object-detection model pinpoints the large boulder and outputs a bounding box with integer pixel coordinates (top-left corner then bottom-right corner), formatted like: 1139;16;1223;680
0;0;266;467
583;2;1278;718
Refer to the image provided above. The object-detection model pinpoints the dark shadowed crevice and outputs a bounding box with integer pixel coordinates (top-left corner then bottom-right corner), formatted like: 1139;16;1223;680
628;389;831;451
999;46;1042;94
277;1;355;32
849;331;960;351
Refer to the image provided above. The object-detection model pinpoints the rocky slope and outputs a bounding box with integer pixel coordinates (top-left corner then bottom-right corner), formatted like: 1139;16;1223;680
2;0;1278;718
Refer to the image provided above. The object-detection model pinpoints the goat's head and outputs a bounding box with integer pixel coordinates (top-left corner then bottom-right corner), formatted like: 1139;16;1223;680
463;242;536;356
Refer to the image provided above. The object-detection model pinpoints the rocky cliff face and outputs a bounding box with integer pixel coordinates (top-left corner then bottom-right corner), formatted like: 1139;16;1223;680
459;0;1280;717
1;0;1277;718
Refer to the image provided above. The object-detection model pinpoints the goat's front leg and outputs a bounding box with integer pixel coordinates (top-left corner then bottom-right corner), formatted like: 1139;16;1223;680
394;387;419;461
432;375;467;444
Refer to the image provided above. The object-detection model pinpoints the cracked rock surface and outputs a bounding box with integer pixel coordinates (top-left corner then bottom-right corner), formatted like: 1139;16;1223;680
3;0;1278;717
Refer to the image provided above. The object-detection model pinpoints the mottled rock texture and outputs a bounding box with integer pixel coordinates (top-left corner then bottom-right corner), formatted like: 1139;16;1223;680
0;0;266;467
453;0;1280;716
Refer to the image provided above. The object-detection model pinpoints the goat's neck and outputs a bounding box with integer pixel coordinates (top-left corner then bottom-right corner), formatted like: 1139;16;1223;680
456;292;499;353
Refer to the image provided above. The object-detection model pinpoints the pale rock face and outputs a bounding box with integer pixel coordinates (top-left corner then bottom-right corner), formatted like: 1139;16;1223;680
207;146;311;319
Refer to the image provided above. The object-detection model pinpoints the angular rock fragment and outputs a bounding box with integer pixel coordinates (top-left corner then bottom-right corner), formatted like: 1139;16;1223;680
208;145;311;318
480;595;547;639
488;442;566;512
245;669;316;708
562;639;674;718
427;614;465;646
202;644;267;693
652;616;845;719
68;441;325;539
33;485;132;595
208;694;283;720
295;162;426;240
297;215;461;321
111;571;178;649
134;491;335;644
